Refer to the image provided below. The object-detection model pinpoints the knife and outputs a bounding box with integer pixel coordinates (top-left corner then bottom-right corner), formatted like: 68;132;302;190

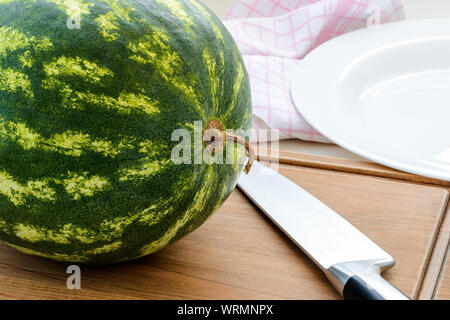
238;161;410;300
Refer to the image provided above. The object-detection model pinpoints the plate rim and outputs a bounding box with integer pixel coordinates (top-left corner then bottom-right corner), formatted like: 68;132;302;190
291;19;450;181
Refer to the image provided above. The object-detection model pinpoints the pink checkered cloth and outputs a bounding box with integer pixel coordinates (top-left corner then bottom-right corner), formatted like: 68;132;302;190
223;0;405;142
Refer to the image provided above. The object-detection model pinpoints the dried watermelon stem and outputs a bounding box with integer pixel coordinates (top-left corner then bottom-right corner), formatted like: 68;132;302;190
204;120;255;174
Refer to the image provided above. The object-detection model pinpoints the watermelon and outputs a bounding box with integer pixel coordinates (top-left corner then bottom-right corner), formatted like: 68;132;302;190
0;0;252;264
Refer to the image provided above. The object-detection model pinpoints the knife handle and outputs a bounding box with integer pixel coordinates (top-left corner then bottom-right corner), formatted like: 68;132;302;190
344;276;383;300
326;260;410;300
343;276;394;300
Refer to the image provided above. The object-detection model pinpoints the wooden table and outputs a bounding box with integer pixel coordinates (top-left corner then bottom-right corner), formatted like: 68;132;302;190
0;150;449;300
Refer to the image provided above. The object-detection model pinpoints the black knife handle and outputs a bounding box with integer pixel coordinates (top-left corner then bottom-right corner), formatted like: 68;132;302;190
343;276;385;300
327;261;410;300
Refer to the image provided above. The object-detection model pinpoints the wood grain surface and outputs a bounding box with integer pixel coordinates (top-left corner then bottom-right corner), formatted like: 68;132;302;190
0;159;448;300
434;206;450;300
418;205;450;300
435;253;450;299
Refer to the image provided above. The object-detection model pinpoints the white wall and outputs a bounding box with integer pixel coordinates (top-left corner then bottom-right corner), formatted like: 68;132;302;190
201;0;230;18
201;0;450;20
403;0;450;19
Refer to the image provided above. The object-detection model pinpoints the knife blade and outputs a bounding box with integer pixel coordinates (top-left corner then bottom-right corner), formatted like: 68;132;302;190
238;161;410;300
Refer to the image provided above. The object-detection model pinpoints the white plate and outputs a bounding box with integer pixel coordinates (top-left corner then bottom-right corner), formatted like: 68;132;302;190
291;20;450;181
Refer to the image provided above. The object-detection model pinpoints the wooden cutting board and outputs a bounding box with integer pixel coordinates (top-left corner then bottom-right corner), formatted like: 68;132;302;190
0;150;449;300
432;206;450;300
435;250;450;299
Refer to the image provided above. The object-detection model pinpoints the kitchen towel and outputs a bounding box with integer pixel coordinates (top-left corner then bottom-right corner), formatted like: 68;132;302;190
223;0;405;142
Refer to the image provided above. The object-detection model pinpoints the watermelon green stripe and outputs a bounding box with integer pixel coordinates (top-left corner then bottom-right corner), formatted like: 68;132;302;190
6;240;123;263
127;30;206;119
59;171;110;200
95;11;120;41
101;0;134;21
43;56;114;85
0;168;112;205
156;0;194;28
3;195;174;245
0;26;30;54
0;171;56;205
0;68;34;98
119;158;169;181
19;51;33;68
0;117;166;158
0;0;252;264
190;0;225;44
138;161;242;257
222;53;246;121
202;49;222;114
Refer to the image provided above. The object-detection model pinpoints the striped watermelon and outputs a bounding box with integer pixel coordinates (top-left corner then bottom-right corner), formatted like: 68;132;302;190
0;0;252;264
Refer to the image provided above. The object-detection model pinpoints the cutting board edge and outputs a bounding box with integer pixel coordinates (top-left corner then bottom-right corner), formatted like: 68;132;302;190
257;148;450;187
416;194;450;299
421;203;450;300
